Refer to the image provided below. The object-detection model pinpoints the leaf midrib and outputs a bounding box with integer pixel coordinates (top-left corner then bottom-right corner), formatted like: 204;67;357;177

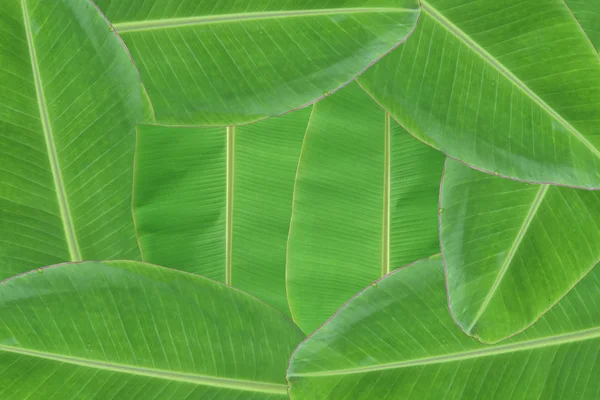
226;126;235;286
291;326;600;377
0;344;288;395
421;0;600;160
21;0;81;261
112;7;417;33
381;113;391;277
466;184;550;333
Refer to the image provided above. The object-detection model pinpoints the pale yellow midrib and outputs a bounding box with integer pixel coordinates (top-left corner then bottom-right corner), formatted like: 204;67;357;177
291;326;600;377
421;0;600;161
113;7;417;33
0;344;287;394
226;126;235;286
21;0;81;261
466;184;549;333
381;113;391;277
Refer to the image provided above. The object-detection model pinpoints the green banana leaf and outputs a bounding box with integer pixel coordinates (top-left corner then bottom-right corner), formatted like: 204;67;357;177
441;159;600;343
288;256;600;399
0;260;305;399
564;0;600;51
133;111;309;315
93;0;420;125
358;0;600;189
286;82;444;334
0;0;148;280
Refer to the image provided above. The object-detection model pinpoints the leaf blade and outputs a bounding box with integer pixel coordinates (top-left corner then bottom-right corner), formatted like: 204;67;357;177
288;257;600;399
94;0;421;125
358;0;600;188
0;0;146;279
133;111;310;314
286;83;445;333
441;159;600;343
0;260;304;398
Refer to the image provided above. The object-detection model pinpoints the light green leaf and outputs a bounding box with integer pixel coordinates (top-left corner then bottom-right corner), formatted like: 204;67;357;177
288;256;600;399
564;0;600;52
0;0;147;280
0;260;304;399
286;82;444;333
358;0;600;188
133;111;309;315
441;159;600;343
93;0;420;125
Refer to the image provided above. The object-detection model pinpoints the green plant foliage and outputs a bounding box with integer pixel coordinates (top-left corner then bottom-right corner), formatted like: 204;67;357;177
286;82;444;333
0;0;148;280
288;257;600;399
441;159;600;343
358;0;600;189
133;113;309;315
93;0;421;125
0;260;304;399
1;0;599;398
564;0;600;52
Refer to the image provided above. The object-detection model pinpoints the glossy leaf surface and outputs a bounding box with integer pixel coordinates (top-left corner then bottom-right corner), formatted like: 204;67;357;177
133;113;309;315
565;0;600;51
0;0;146;280
359;0;600;188
286;83;444;333
94;0;420;125
0;260;304;399
441;159;600;343
288;257;600;399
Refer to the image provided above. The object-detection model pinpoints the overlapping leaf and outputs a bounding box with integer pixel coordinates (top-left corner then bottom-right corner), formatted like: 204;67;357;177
286;82;444;333
93;0;421;125
0;261;304;399
359;0;600;188
288;257;600;399
133;112;309;315
564;0;600;51
441;159;600;343
0;0;148;280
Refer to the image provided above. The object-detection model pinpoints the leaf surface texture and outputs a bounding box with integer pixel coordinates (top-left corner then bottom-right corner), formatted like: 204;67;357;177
286;83;444;333
0;261;304;399
359;0;600;188
0;0;146;280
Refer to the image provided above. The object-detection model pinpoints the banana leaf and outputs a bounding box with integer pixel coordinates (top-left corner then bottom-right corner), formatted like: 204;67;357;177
0;260;304;399
0;0;148;280
441;159;600;343
288;256;600;399
564;0;600;52
133;110;309;315
358;0;600;189
286;82;444;333
93;0;421;125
